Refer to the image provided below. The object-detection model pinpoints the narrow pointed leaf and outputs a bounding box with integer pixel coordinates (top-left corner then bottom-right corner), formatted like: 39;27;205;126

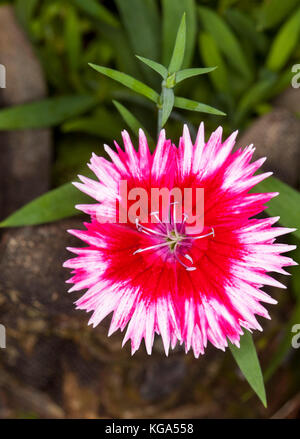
115;0;160;84
174;96;226;116
113;100;153;144
175;67;217;84
161;88;175;127
266;7;300;71
115;0;160;58
225;9;268;54
235;77;277;124
0;183;89;227
162;0;197;69
136;56;168;78
198;6;251;80
230;332;267;407
199;32;230;93
0;95;97;130
71;0;119;27
64;6;82;73
98;24;141;78
62;107;123;139
168;13;186;73
89;63;159;103
258;0;300;30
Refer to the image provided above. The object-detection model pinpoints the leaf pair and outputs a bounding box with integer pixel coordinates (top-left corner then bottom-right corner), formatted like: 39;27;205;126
89;13;224;132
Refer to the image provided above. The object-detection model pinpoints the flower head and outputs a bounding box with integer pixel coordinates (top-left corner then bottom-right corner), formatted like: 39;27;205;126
64;124;296;357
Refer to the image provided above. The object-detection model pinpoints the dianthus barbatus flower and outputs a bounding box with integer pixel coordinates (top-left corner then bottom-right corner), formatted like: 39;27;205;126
64;123;296;357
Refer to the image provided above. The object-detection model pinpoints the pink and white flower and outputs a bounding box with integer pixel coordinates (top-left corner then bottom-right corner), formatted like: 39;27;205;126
64;123;296;357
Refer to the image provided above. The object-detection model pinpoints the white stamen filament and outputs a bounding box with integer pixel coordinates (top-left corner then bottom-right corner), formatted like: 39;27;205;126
192;228;215;240
133;241;171;255
171;201;179;238
135;218;167;238
150;211;164;225
174;243;197;271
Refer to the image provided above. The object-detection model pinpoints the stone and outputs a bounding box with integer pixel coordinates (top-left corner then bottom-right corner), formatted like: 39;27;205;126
238;108;300;187
0;219;82;318
0;218;106;417
274;87;300;114
139;357;186;402
0;218;296;418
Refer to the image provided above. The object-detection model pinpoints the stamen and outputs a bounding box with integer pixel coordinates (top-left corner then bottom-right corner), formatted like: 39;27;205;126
150;211;163;225
133;242;171;255
192;227;214;240
135;218;166;238
182;213;188;225
174;243;196;271
170;201;180;238
184;254;193;264
133;212;215;272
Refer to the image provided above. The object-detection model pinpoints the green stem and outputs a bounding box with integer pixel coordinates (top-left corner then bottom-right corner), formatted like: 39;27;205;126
157;102;163;136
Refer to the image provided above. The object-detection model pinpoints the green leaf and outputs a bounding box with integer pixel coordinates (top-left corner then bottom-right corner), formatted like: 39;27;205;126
162;0;197;69
70;0;119;27
174;96;226;116
235;77;277;124
198;6;251;80
62;107;123;140
0;95;97;130
0;183;89;227
198;32;230;93
15;0;39;35
136;56;168;79
268;67;295;98
258;0;300;29
175;67;217;84
89;63;159;103
229;332;267;407
64;6;82;73
255;176;300;240
225;9;268;54
113;100;154;144
168;13;186;73
161;88;175;127
115;0;160;83
266;7;300;71
97;24;141;79
53;136;100;186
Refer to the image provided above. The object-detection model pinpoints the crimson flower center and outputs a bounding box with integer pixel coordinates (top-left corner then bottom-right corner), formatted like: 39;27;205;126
134;213;214;271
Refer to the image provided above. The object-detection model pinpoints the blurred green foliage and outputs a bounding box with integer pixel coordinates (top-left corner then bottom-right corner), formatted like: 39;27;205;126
0;0;299;403
2;0;297;169
1;0;299;226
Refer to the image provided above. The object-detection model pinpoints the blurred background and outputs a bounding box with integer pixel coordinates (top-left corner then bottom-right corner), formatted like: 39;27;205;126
0;0;299;418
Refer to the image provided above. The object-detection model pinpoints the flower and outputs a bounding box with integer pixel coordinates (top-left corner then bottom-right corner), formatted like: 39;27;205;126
64;124;296;357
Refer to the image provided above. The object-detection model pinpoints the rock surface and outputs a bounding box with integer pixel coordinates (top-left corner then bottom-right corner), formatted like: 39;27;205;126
274;86;300;114
238;108;300;187
0;5;51;220
0;218;298;419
